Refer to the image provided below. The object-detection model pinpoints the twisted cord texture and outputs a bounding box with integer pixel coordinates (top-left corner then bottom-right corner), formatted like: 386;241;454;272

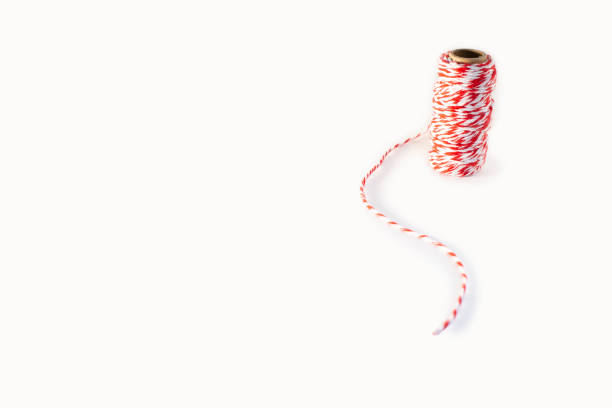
360;52;496;334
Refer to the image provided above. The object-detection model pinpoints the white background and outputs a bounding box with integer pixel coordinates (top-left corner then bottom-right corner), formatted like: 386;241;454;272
1;0;611;406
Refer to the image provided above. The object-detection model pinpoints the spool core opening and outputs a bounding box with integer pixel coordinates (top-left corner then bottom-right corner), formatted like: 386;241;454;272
449;49;487;64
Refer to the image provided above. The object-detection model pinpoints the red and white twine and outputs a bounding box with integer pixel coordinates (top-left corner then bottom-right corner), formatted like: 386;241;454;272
360;52;496;335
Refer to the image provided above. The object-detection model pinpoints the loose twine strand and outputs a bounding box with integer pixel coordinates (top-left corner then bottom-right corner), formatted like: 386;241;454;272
360;52;496;335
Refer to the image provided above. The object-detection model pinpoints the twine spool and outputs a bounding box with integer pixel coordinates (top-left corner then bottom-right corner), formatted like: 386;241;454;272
448;48;487;64
360;49;496;334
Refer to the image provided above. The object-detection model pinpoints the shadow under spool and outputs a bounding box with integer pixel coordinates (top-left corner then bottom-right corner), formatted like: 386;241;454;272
449;49;487;64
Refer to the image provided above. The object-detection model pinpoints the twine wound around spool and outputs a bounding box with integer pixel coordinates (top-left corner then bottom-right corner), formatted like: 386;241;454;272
449;49;487;64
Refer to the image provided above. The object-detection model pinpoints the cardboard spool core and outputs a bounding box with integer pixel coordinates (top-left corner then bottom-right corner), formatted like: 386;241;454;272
449;49;487;64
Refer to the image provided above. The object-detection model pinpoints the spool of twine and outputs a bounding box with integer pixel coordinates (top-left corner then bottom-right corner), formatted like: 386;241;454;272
360;48;496;334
